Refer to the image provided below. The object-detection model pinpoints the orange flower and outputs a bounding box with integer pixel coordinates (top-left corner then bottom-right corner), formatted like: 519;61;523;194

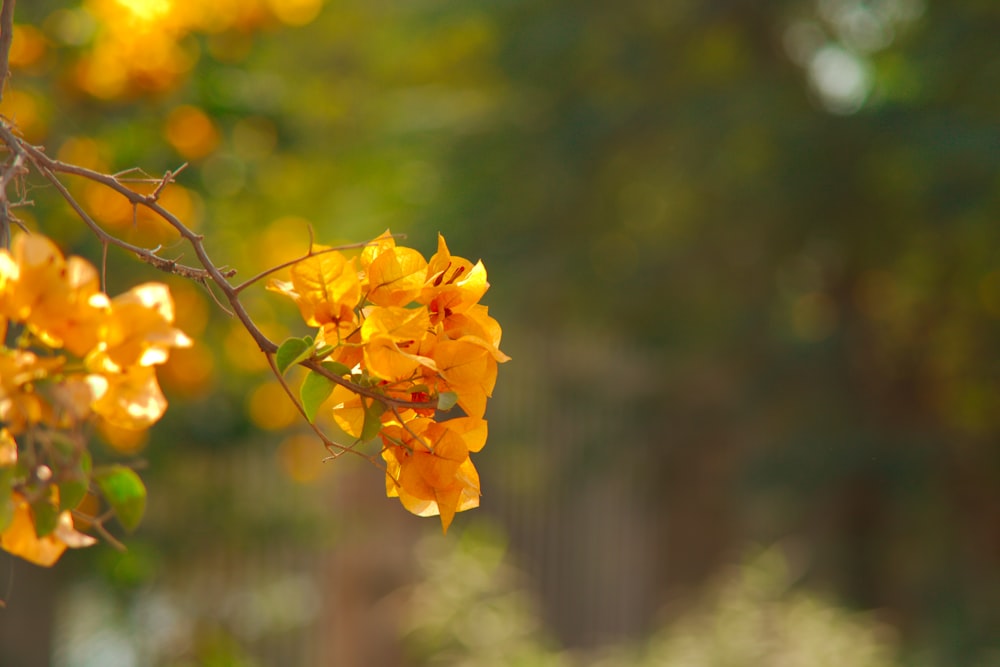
267;248;360;340
86;364;168;431
0;493;96;567
0;233;61;322
360;306;434;382
419;234;490;325
89;282;192;373
432;337;501;420
364;245;428;307
0;348;64;434
0;435;96;567
440;304;510;362
0;248;18;334
330;383;367;439
31;256;110;358
0;428;15;465
0;234;109;357
380;417;486;532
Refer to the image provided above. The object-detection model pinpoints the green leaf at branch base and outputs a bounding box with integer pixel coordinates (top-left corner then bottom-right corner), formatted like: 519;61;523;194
320;360;351;376
0;467;14;533
436;391;459;411
30;496;60;538
276;336;314;375
360;398;387;442
95;466;146;533
58;450;92;512
300;369;335;422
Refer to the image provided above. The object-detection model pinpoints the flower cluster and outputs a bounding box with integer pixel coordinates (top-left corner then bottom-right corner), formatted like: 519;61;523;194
0;233;190;566
269;231;509;531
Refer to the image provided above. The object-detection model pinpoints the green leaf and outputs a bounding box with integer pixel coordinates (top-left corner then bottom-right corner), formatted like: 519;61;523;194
300;370;335;422
0;495;13;534
276;336;314;375
50;432;78;459
436;391;459;411
95;466;146;533
58;451;92;512
320;360;351;376
0;467;16;533
30;495;60;538
360;398;387;442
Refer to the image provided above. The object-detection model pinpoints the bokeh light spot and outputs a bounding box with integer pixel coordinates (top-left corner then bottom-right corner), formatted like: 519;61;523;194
43;8;97;47
9;25;47;69
115;0;173;23
57;136;110;172
808;44;871;114
165;105;220;161
247;381;299;431
256;216;313;274
266;0;323;27
277;433;329;483
160;344;215;398
232;116;278;161
98;419;149;455
791;291;837;341
0;89;46;142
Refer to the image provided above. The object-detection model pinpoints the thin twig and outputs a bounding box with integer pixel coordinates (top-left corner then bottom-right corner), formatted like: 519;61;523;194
0;152;22;189
100;239;108;292
0;0;16;105
148;162;187;201
111;166;151;179
232;239;395;294
263;350;356;457
91;519;127;552
301;357;437;411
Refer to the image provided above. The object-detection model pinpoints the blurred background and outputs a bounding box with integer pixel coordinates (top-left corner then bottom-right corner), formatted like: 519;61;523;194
2;0;1000;664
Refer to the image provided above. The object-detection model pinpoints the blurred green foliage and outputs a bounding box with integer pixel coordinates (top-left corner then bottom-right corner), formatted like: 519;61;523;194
401;532;901;667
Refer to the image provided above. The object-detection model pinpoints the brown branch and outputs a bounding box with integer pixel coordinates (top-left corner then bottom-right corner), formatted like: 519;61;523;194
301;357;438;411
0;152;21;189
263;350;359;458
0;0;15;106
0;127;269;340
134;250;235;281
0;6;20;248
0;119;439;423
148;162;187;200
